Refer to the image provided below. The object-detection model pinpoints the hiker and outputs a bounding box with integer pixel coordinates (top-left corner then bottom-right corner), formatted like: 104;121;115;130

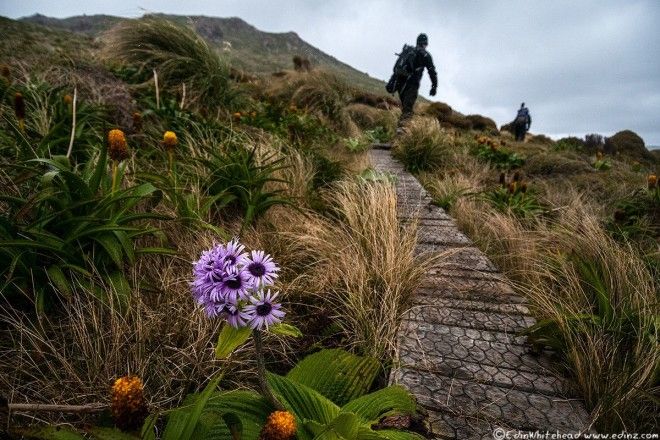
513;103;531;141
386;33;438;130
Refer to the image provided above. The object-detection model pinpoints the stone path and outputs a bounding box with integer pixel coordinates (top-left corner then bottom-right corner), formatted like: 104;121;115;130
370;147;592;439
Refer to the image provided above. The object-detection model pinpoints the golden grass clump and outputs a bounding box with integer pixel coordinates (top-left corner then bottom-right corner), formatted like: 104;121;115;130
103;16;240;110
393;117;453;173
447;192;658;432
312;179;436;359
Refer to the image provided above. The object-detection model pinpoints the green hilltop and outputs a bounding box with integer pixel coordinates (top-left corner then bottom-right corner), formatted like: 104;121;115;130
19;13;389;96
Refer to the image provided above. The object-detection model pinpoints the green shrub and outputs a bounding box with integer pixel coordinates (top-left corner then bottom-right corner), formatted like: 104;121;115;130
0;151;171;312
201;145;291;229
555;136;585;152
472;143;525;170
604;130;652;161
479;180;544;219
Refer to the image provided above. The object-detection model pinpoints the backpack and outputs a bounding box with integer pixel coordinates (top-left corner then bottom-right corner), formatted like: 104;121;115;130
393;44;418;77
515;108;529;124
385;45;418;93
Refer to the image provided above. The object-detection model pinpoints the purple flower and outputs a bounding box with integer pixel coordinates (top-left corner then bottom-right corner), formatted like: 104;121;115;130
243;250;279;287
244;289;285;330
221;238;248;268
221;266;252;303
225;303;252;328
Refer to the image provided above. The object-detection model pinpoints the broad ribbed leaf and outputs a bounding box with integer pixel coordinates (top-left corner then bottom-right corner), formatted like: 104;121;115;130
267;373;340;427
375;430;425;440
286;349;380;405
87;427;140;439
162;373;223;440
204;390;273;440
29;426;86;440
215;324;252;359
341;385;416;424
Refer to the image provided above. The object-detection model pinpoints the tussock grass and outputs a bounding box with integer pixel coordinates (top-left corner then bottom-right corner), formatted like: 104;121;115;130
393;116;453;173
102;16;241;110
306;180;439;359
265;70;357;136
445;189;659;431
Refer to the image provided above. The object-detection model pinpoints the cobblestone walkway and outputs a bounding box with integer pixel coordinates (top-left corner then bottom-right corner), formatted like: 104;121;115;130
370;148;591;439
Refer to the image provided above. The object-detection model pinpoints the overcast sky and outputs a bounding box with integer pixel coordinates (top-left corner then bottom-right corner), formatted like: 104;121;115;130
2;0;659;145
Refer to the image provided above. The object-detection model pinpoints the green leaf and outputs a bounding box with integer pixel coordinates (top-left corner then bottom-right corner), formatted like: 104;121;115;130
92;234;124;267
47;265;72;299
28;426;86;440
375;430;425;440
205;390;273;440
267;373;340;427
270;323;303;338
135;247;178;256
286;349;380;406
106;271;132;311
341;385;416;424
162;373;224;440
215;324;252;359
221;413;242;440
87;427;141;439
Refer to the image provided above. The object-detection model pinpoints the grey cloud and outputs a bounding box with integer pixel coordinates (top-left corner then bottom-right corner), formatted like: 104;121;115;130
1;0;659;145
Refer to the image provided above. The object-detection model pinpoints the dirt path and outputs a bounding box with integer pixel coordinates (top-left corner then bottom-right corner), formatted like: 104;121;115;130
370;147;591;439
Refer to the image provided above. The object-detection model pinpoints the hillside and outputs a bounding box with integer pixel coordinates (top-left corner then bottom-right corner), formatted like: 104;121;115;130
20;13;389;96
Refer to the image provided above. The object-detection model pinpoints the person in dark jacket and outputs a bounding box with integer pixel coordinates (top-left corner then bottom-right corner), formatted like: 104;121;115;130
513;102;531;141
397;33;438;129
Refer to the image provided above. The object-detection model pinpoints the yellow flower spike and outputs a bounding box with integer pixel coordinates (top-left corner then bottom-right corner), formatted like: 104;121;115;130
233;111;242;120
111;375;148;432
648;174;657;190
259;410;297;440
108;129;128;193
163;131;177;151
108;129;129;162
63;94;73;106
14;92;25;132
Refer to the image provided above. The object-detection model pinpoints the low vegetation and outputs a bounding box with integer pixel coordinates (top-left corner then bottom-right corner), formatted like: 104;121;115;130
405;111;658;432
1;11;658;438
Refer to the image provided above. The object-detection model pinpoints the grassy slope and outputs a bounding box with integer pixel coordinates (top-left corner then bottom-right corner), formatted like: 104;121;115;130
18;13;390;96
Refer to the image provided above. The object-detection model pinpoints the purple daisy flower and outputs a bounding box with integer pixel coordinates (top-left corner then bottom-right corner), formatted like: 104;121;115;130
244;289;285;330
224;303;252;328
243;250;279;287
220;238;248;269
193;245;226;283
221;266;253;303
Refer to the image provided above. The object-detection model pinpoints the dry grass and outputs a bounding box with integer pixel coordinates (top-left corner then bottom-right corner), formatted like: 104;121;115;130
444;189;659;431
0;227;246;416
419;133;658;430
393;116;454;173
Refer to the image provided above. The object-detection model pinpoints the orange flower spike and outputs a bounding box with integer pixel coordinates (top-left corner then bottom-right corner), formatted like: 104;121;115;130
163;131;177;152
108;129;129;162
259;410;297;440
14;92;25;131
648;174;657;190
111;375;148;432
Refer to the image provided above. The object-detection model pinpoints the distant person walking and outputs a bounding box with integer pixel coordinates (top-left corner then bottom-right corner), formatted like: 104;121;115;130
513;103;531;141
386;33;438;131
